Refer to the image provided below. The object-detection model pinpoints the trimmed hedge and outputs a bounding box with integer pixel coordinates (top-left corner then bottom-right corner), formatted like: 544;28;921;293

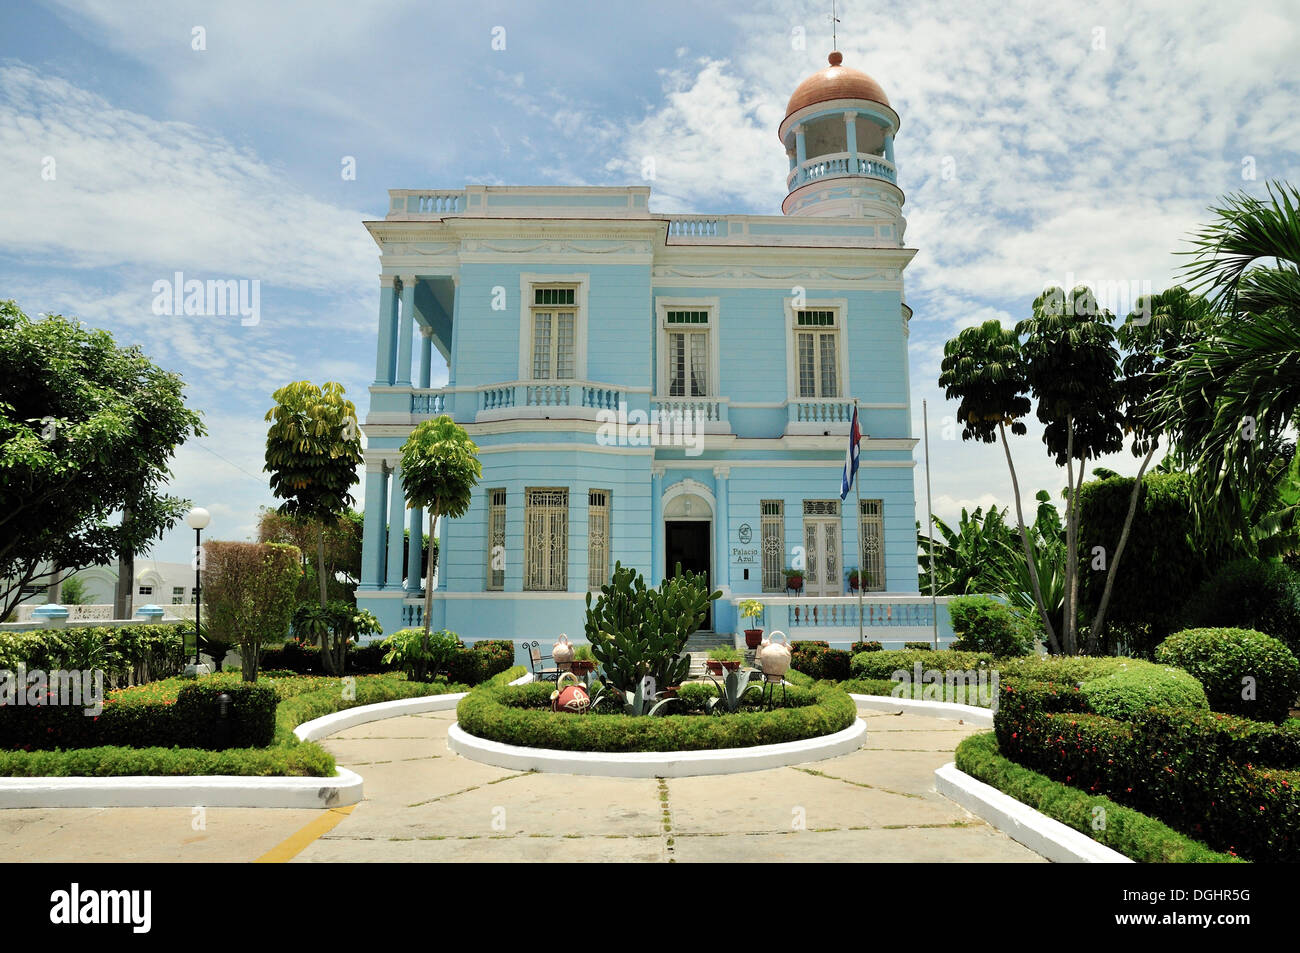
1156;628;1300;724
995;675;1300;861
790;642;851;681
1078;667;1208;721
839;677;996;707
260;636;515;684
955;732;1239;863
850;649;994;681
456;679;856;752
948;595;1036;657
0;623;187;688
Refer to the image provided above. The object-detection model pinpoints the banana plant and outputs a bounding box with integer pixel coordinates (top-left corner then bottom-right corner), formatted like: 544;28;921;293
706;667;757;714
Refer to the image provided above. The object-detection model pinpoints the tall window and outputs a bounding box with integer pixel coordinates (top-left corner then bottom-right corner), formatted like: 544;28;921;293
525;488;569;591
666;310;709;397
796;309;839;398
859;499;885;591
760;500;785;592
531;287;576;380
587;489;611;589
486;489;507;590
172;586;185;605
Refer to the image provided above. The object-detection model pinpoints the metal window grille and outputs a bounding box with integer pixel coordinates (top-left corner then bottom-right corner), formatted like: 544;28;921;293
859;499;885;591
535;288;575;306
587;489;610;589
525;488;569;591
760;500;784;592
486;488;506;590
803;500;840;516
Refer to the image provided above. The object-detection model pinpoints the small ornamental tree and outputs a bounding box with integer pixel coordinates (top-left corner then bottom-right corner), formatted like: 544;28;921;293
263;381;363;674
399;416;482;634
202;541;300;681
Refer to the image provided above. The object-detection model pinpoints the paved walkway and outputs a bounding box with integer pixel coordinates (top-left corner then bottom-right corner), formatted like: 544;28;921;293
0;704;1043;863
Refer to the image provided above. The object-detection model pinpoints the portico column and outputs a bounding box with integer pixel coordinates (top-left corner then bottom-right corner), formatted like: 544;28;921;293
395;276;416;386
793;124;807;182
843;111;858;158
650;468;664;584
418;326;433;390
713;467;730;596
373;276;398;384
385;462;406;589
359;464;388;589
406;501;425;594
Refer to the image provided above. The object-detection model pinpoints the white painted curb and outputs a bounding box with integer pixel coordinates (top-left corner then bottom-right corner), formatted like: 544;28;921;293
0;768;364;810
934;762;1132;863
0;674;537;810
446;718;867;778
850;693;993;727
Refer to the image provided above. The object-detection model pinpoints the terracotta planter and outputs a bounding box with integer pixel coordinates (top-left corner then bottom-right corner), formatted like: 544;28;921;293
570;659;596;675
744;628;764;649
721;660;742;671
659;685;680;698
785;575;803;590
705;660;724;675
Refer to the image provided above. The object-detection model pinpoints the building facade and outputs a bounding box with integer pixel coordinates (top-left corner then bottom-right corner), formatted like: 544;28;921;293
357;53;953;646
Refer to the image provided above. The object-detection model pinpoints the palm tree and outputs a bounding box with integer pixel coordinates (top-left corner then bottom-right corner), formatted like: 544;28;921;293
1166;182;1300;539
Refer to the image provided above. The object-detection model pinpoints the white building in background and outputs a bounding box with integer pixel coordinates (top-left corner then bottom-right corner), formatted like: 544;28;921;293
7;560;197;621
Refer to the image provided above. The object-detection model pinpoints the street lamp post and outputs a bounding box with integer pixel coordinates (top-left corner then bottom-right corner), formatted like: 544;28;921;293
186;507;211;670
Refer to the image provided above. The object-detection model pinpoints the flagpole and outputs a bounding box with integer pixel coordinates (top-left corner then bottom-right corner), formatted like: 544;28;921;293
923;399;939;649
854;398;864;648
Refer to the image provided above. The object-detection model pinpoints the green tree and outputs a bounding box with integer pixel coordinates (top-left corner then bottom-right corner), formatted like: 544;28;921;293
58;576;90;606
257;507;363;606
263;381;363;674
399;415;482;635
202;541;300;681
938;319;1058;650
1017;287;1125;654
0;301;204;620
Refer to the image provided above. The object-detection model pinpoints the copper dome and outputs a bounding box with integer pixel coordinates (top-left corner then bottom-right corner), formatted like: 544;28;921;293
785;51;890;119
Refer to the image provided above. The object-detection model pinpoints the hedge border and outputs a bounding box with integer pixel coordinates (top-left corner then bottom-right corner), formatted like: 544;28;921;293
953;732;1240;863
455;679;856;753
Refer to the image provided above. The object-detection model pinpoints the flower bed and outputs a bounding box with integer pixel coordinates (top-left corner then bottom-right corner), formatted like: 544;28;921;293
454;679;856;753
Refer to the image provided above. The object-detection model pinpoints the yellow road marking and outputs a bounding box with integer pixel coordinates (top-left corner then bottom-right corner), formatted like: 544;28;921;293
255;804;357;863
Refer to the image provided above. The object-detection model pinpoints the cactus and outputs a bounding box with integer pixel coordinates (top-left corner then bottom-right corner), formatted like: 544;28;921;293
585;561;719;693
706;667;757;713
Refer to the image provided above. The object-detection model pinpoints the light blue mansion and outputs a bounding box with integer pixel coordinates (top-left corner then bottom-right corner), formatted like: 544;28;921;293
356;53;953;648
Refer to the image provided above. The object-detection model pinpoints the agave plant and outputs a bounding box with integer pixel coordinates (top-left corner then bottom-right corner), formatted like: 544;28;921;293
705;667;757;714
590;677;678;716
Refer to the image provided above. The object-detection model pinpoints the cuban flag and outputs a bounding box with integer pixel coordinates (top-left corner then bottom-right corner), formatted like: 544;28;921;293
840;405;861;501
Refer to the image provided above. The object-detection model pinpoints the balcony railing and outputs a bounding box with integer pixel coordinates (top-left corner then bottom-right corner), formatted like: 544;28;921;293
410;390;449;415
652;396;728;423
789;398;855;424
787;151;897;190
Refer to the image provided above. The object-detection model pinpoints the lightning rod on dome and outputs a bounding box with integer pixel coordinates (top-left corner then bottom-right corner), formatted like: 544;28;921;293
830;0;840;50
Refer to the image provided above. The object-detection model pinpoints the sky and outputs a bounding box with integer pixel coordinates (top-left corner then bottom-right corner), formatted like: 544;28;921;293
1;0;1297;565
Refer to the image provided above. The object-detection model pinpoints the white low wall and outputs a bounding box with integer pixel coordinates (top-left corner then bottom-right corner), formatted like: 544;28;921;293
0;768;363;810
849;693;993;726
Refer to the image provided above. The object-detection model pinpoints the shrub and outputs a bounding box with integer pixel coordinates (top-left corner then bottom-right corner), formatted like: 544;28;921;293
456;680;854;752
850;649;994;681
204;540;301;681
790;644;851;681
903;641;933;650
948;595;1036;657
851;641;883;653
955;733;1238;862
0;623;187;689
1078;666;1209;721
1156;628;1300;723
444;639;515;685
380;628;461;682
1181;559;1300;654
994;677;1300;861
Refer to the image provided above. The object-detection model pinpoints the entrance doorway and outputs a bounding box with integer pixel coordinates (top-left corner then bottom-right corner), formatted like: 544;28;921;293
665;519;711;630
803;515;843;597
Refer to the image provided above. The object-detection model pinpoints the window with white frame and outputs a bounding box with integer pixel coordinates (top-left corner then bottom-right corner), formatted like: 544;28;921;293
525;488;569;591
760;500;784;592
665;310;710;397
486;488;506;591
530;287;576;380
795;309;840;398
138;586;152;596
859;499;885;591
587;489;611;589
